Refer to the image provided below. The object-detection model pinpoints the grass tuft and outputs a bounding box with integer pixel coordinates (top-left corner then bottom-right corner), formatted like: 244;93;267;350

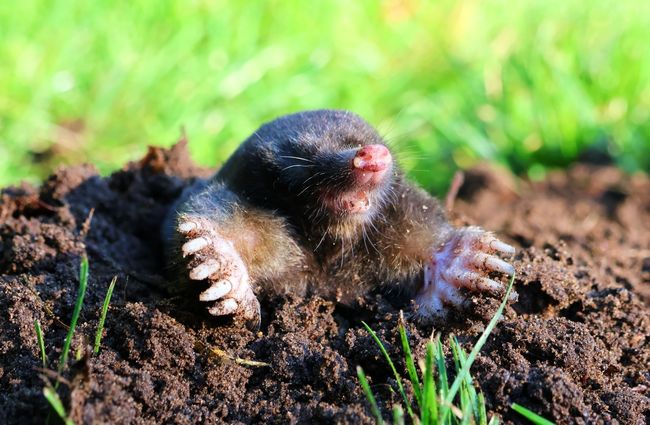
35;257;119;424
358;273;555;424
444;274;515;407
358;273;516;424
40;256;91;424
361;321;415;419
93;276;116;355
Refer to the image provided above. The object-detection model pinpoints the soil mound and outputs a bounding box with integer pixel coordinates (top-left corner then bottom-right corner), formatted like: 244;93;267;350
1;142;648;424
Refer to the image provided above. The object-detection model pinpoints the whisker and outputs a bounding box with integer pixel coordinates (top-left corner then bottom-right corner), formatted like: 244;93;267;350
364;223;380;254
296;184;314;197
362;224;370;255
314;230;328;252
368;219;381;235
281;164;316;171
300;171;324;188
279;155;315;163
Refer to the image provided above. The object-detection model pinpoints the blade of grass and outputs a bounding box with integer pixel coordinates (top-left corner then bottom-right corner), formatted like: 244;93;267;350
93;276;116;355
75;345;83;361
478;392;488;425
451;336;481;423
459;384;472;423
450;336;472;384
57;256;89;376
444;273;516;406
43;387;74;425
361;321;415;419
398;318;422;408
356;366;384;425
450;339;470;416
392;405;405;425
434;337;449;401
420;341;438;424
512;403;555;425
34;319;48;368
460;399;473;425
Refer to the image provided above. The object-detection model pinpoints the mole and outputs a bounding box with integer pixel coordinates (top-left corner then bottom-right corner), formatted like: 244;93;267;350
162;110;515;329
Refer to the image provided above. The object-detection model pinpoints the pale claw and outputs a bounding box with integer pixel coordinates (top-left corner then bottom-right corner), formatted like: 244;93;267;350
199;280;232;301
487;238;516;256
470;252;515;275
208;299;238;316
178;221;197;233
182;237;208;256
189;261;220;281
416;226;516;319
441;269;502;292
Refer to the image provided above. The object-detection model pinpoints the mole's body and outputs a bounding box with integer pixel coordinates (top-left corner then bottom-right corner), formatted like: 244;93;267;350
162;110;515;328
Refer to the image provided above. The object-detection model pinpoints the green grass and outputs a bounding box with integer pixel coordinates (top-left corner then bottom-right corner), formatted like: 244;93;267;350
34;257;118;424
357;366;385;425
1;1;649;193
357;275;535;424
93;276;116;355
34;319;48;368
42;256;89;425
57;256;89;377
512;403;556;425
43;387;74;425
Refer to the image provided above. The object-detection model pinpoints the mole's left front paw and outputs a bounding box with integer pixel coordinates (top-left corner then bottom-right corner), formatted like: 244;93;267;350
416;226;516;318
178;216;261;329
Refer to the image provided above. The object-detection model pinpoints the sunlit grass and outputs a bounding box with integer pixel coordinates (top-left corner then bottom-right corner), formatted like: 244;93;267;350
43;387;74;425
357;273;556;423
93;276;116;355
33;257;118;424
512;403;555;425
1;0;649;192
56;256;88;378
40;256;88;425
34;319;48;368
358;275;513;423
358;324;503;424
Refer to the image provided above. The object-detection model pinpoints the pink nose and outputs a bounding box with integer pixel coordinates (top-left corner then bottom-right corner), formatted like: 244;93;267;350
352;144;392;172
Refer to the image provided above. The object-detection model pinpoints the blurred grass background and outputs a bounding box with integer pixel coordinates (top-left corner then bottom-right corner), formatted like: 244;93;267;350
1;0;649;193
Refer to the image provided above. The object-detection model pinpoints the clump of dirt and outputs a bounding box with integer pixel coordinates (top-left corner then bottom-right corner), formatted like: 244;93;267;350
0;142;648;424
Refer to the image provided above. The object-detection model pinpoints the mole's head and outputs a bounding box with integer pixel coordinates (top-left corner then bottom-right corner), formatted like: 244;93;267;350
252;110;396;239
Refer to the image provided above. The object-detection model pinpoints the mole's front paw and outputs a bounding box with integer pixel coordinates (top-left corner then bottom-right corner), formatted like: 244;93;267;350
178;216;261;329
416;226;516;318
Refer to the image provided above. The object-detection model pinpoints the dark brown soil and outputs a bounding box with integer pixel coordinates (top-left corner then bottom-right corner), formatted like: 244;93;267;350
1;142;648;424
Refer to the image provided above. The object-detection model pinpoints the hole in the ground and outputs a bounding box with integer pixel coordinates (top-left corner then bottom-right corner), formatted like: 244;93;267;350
512;280;558;314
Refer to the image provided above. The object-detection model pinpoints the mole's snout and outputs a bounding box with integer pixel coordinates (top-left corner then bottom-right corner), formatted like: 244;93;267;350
350;144;392;187
353;144;392;172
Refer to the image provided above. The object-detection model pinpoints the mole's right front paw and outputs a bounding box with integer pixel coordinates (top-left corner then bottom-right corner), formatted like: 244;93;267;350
178;216;261;329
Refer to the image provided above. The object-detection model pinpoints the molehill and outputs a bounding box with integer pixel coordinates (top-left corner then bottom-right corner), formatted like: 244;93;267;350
1;141;648;424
